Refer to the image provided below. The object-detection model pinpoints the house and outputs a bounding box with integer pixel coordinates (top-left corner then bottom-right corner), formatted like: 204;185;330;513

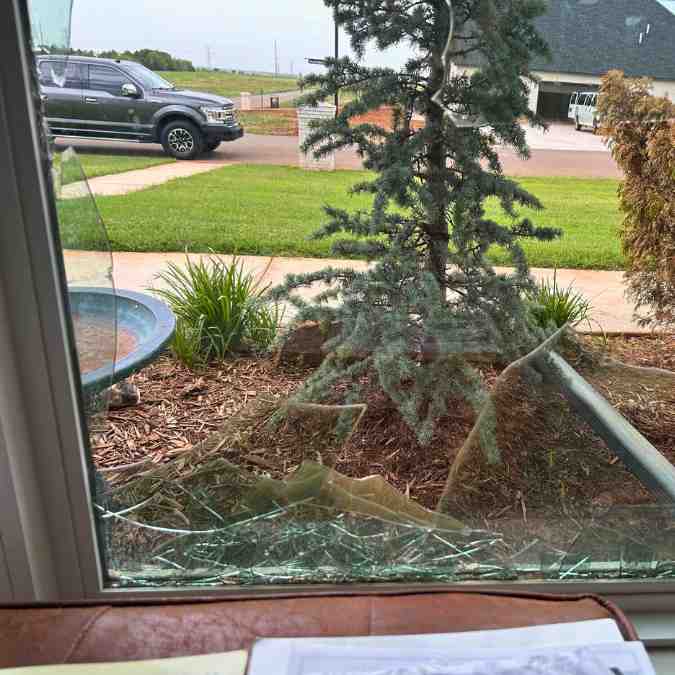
454;0;675;119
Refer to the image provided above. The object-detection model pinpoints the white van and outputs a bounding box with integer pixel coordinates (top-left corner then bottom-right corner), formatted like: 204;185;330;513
568;91;599;132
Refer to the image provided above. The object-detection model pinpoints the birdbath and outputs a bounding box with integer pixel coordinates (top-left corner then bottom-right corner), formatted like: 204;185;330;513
69;288;175;397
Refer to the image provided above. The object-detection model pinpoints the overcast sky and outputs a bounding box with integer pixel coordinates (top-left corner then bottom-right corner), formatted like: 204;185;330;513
69;0;410;74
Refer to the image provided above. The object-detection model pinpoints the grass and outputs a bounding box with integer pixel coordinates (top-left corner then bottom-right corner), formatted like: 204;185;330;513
238;111;297;136
58;165;624;270
163;71;299;99
61;153;175;183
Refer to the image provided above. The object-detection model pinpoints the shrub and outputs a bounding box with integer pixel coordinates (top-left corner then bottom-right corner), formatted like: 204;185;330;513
170;317;205;369
273;0;558;447
153;255;282;366
598;71;675;328
526;270;592;330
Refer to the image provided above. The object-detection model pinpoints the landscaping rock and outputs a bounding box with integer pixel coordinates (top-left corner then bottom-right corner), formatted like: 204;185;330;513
101;381;141;409
275;321;340;367
276;321;500;368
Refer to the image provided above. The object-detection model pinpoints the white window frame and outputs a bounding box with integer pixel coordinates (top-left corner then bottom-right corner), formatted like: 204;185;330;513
0;0;674;648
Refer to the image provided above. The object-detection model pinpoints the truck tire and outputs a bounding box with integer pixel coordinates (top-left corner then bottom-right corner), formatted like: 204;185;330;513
161;119;204;160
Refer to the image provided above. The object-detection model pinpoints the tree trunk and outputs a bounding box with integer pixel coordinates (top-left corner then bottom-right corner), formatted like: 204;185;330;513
424;4;451;294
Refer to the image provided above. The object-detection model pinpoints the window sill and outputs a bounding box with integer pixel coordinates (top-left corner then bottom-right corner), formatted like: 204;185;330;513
632;612;675;647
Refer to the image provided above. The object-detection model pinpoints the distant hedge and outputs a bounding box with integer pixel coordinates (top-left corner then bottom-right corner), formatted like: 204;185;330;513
52;48;195;71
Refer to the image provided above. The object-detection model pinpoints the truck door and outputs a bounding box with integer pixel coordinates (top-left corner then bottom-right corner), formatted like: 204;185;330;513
38;60;85;136
81;64;148;141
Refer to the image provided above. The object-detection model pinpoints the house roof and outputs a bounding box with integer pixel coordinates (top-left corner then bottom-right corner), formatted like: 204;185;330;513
459;0;675;81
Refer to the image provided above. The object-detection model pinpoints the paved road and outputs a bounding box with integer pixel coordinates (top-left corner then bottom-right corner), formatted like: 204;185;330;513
56;131;621;179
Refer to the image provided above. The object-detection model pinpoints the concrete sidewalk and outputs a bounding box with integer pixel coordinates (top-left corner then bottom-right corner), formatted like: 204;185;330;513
63;250;640;334
61;159;231;199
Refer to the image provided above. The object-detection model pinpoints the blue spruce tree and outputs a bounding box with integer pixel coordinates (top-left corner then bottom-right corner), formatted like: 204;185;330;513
273;0;560;447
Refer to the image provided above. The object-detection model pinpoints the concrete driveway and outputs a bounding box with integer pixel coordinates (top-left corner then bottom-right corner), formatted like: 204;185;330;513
521;121;609;152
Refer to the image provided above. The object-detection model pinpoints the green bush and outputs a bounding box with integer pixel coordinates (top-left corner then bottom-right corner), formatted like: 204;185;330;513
153;255;282;366
170;318;205;369
598;71;675;328
527;271;592;330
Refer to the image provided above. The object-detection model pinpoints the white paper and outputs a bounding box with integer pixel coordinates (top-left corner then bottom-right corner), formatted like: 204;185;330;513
277;642;654;675
248;619;624;675
3;651;248;675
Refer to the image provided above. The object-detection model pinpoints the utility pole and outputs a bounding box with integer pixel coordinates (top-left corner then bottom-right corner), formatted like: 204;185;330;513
206;45;212;70
306;18;341;118
334;20;339;112
274;40;279;77
290;60;294;75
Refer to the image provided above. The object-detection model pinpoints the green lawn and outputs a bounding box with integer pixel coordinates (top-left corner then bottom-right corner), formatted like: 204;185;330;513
162;71;299;99
60;153;174;184
58;165;624;270
237;111;297;136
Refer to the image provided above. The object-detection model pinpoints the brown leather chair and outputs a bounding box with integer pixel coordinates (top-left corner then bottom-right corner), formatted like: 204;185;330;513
0;590;637;668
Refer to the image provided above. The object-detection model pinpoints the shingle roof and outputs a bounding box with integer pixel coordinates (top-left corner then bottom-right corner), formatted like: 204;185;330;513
459;0;675;81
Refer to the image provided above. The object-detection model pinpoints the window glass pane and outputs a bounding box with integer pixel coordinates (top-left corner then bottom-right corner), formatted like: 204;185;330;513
39;61;83;88
89;66;126;95
27;0;73;50
123;62;174;90
29;0;675;590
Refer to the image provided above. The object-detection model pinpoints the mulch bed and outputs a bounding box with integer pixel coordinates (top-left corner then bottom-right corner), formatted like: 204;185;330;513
90;333;675;550
88;357;309;474
577;334;675;462
582;332;675;372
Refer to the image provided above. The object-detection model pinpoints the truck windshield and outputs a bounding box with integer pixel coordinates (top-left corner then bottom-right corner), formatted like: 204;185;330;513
124;62;175;90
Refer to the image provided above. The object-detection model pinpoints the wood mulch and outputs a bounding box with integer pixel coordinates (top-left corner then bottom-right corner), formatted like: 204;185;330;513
582;332;675;372
578;333;675;460
90;333;675;543
88;357;309;475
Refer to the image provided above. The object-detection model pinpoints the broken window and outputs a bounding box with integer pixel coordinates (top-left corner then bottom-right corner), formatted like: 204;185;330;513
28;0;675;590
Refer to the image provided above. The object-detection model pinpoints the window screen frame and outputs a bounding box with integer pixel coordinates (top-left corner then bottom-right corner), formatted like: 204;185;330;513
2;0;675;640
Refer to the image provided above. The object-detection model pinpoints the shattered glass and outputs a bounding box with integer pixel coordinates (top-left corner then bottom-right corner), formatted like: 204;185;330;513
27;0;73;51
93;330;675;588
29;2;118;412
55;148;118;408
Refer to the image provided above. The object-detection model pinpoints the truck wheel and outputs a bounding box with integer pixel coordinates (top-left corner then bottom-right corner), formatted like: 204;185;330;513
161;120;204;160
204;140;221;153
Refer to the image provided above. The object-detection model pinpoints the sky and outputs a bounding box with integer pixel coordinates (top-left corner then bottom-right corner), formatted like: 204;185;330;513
53;0;675;75
68;0;411;74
